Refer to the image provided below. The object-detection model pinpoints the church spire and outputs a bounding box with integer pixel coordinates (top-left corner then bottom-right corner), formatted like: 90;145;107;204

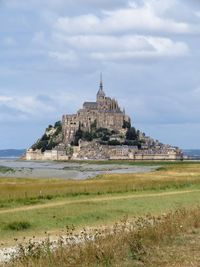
100;72;103;90
97;72;105;100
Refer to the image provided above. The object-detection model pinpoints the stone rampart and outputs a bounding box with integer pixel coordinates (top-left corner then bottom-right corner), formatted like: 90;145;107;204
26;149;70;161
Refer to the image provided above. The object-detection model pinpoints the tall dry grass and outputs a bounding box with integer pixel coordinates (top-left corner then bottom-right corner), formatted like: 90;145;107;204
5;206;200;267
1;163;200;205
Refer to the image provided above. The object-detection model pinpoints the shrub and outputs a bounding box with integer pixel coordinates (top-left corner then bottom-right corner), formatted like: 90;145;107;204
96;128;112;138
41;134;49;141
108;140;121;146
0;166;14;173
8;207;200;267
82;131;93;141
101;135;110;142
54;126;62;136
31;140;48;151
46;140;57;150
5;221;31;231
54;121;61;128
123;140;137;146
90;119;97;131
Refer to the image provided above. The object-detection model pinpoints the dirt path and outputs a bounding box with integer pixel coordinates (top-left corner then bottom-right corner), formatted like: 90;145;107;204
0;189;200;214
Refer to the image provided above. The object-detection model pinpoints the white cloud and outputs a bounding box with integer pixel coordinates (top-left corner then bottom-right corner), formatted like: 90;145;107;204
0;95;52;115
145;37;189;56
0;95;55;121
55;14;100;33
48;0;191;65
0;96;12;102
0;92;78;122
144;0;177;15
55;3;190;34
56;35;151;51
52;34;188;61
128;1;139;9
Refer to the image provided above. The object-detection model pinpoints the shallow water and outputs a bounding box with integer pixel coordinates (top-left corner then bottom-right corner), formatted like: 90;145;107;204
0;159;158;179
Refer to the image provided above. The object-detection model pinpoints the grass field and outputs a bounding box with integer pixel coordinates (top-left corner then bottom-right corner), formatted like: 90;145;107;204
4;206;200;267
0;161;200;204
0;161;200;247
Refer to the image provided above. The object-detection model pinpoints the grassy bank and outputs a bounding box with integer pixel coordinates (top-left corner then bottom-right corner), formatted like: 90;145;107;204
4;206;200;267
0;162;200;207
0;162;200;245
0;189;200;243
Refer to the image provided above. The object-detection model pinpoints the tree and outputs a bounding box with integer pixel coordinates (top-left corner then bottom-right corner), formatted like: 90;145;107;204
83;131;93;141
123;120;131;129
96;128;111;138
41;134;49;141
126;127;138;140
54;121;61;128
73;127;83;146
37;140;48;151
90;119;97;132
101;135;110;142
46;140;57;150
108;140;121;146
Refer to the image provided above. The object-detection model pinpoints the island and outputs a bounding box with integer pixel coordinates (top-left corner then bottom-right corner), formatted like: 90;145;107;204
26;77;183;161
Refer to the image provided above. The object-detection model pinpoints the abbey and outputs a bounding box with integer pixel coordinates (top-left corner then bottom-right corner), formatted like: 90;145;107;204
26;77;183;161
62;76;130;145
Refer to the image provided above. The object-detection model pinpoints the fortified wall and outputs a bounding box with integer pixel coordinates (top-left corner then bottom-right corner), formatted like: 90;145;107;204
26;140;182;161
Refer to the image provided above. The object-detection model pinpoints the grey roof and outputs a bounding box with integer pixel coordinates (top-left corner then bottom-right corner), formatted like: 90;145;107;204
83;102;98;106
83;102;98;109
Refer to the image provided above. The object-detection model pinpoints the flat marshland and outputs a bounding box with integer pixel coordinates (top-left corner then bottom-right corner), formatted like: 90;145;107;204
0;161;200;266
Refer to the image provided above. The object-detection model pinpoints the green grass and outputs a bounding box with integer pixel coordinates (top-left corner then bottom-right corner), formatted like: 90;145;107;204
0;177;199;209
1;162;200;243
0;189;200;242
0;166;14;173
4;221;31;231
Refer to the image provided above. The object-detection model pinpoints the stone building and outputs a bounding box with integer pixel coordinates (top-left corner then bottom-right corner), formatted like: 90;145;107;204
25;76;183;161
62;76;130;145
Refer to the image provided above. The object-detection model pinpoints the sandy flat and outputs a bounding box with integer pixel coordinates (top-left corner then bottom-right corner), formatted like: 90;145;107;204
0;159;158;179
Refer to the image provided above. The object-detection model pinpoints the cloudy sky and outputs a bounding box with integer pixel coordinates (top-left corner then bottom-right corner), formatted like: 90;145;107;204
0;0;200;149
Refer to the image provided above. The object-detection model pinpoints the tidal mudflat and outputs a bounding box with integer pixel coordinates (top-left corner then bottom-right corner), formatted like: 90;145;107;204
0;159;158;179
